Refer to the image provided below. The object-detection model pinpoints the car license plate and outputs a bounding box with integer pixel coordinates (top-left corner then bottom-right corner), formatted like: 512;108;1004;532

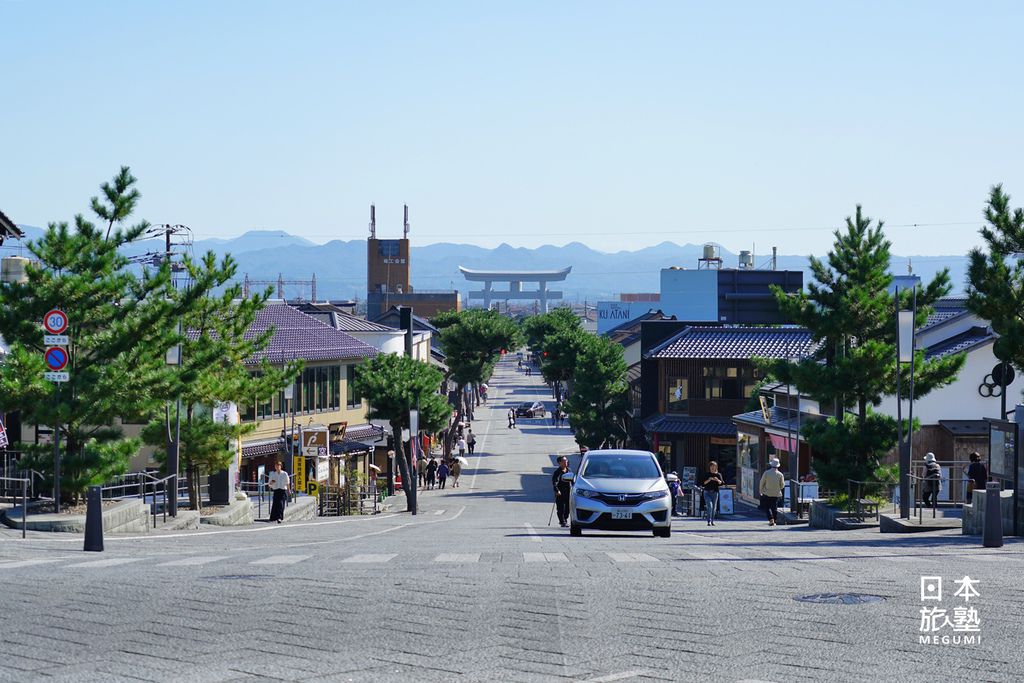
611;510;632;520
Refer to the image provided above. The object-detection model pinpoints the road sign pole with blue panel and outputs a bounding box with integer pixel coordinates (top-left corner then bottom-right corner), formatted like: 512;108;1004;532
43;310;70;512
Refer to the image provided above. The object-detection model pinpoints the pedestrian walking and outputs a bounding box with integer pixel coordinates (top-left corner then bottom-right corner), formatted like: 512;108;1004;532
457;436;467;458
267;461;291;524
667;471;683;517
965;451;987;501
417;456;427;487
426;458;438;490
526;366;532;376
508;409;516;429
480;383;488;404
438;460;449;489
759;457;785;526
451;459;462;487
701;462;724;525
467;429;476;454
552;455;573;527
922;452;943;508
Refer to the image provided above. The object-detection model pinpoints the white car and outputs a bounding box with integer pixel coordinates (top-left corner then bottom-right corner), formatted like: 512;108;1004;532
564;449;672;538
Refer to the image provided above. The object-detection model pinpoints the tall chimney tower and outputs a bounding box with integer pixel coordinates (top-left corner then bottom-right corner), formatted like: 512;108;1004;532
403;204;410;238
369;204;376;238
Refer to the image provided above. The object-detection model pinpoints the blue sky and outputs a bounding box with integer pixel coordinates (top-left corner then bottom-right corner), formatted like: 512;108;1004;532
2;1;1022;256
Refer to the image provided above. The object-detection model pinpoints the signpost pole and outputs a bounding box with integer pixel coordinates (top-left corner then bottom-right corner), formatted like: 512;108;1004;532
53;383;60;513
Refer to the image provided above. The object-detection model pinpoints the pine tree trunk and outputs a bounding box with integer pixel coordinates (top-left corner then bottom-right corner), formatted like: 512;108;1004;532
187;464;197;511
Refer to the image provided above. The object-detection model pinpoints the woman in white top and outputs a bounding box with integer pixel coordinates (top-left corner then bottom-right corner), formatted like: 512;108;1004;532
759;458;786;527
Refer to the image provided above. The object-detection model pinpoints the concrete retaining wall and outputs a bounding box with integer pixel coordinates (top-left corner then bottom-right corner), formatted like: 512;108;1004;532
1;499;151;533
200;498;254;526
962;489;1014;535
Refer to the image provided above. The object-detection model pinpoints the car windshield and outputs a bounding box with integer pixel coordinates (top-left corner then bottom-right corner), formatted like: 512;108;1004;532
519;403;532;409
581;455;661;479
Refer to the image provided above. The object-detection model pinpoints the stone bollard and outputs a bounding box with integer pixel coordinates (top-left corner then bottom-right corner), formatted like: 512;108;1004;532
982;481;1003;548
84;485;104;552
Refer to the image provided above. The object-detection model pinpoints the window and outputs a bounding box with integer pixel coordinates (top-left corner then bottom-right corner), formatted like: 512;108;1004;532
666;377;688;413
329;366;340;410
377;240;400;258
347;364;360;408
316;367;328;410
704;366;758;400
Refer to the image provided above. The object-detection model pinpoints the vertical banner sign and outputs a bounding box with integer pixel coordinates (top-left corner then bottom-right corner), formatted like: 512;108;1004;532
0;417;8;448
292;455;306;495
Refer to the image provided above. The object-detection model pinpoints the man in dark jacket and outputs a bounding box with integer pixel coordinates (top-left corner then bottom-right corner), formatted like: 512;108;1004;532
552;456;573;527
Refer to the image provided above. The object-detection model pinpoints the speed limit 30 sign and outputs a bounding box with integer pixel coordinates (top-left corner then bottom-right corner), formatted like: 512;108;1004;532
43;309;69;335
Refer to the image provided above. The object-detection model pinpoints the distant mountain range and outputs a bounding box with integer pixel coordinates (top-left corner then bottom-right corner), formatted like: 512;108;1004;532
12;225;970;302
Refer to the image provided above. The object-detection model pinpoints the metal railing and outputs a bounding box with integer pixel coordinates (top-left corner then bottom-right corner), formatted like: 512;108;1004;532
98;471;176;528
239;479;268;518
0;475;30;538
906;472;972;524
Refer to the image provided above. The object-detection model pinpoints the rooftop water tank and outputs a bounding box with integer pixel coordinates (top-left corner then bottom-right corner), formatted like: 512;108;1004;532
1;256;30;284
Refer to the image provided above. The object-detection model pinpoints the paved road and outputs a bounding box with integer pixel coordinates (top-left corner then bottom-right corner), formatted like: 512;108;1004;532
2;358;1023;682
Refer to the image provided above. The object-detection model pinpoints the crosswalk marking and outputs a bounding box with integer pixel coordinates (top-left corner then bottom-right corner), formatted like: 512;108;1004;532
678;547;744;561
434;553;480;563
762;548;842;564
524;552;568;563
341;554;397;564
607;552;659;563
524;523;542;542
64;558;144;569
0;558;65;569
251;555;311;565
157;556;228;567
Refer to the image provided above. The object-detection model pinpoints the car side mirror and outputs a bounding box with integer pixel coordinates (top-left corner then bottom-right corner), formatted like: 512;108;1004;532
561;472;575;483
665;473;679;482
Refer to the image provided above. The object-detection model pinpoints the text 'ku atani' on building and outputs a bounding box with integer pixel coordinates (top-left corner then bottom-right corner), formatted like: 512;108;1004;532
639;321;816;503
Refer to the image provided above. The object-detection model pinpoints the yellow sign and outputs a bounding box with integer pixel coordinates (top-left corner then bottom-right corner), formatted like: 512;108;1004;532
292;455;306;495
759;395;771;424
306;481;319;497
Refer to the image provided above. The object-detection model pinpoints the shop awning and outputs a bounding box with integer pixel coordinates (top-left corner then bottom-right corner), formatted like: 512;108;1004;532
768;433;799;452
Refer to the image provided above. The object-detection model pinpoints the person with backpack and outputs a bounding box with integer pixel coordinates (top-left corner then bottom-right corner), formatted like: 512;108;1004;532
922;452;943;508
466;429;476;454
759;457;786;526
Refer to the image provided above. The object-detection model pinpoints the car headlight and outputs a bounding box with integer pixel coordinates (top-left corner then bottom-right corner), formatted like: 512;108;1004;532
642;490;668;500
575;488;600;499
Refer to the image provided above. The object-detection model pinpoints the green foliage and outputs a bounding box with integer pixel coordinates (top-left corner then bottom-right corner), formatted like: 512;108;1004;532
141;252;300;508
433;309;522;388
521;307;580;354
967;184;1024;372
562;335;630;449
0;168;184;500
352;352;450;506
539;326;589;388
761;206;964;492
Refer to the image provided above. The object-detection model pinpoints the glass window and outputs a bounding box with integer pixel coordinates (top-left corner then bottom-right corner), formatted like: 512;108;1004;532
667;377;688;413
329;366;340;410
703;366;758;400
316;367;328;411
303;368;315;413
347;364;359;408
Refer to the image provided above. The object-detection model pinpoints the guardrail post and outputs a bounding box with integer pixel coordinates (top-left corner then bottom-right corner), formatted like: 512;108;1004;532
84;485;104;552
22;478;28;539
982;481;1003;548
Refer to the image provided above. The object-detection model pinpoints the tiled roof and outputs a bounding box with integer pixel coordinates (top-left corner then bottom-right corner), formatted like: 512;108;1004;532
731;407;823;433
245;303;379;365
650;326;816;360
292;303;393;333
921;297;970;330
938;420;988;436
925;326;994;359
642;414;736;436
241;437;284;458
330;439;373;455
345;423;385;443
0;210;23;241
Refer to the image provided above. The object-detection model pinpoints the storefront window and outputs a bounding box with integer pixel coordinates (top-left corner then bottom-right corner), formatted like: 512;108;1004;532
666;377;688;413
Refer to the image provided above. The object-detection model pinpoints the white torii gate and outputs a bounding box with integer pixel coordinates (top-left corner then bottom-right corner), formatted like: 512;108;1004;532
459;266;571;312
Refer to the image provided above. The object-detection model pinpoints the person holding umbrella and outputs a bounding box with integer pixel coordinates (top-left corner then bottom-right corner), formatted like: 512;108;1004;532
451;457;465;487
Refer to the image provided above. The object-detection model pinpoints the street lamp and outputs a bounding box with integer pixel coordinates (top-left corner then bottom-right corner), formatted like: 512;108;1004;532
165;340;182;517
895;287;917;519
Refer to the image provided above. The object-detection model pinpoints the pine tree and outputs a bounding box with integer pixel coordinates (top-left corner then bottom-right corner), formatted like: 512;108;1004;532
141;252;301;509
762;206;965;491
0;168;183;501
967;185;1024;372
562;335;630;449
352;353;451;507
432;309;522;454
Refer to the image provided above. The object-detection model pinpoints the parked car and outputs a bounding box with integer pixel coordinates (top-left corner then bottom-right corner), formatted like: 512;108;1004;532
563;449;672;537
515;401;546;418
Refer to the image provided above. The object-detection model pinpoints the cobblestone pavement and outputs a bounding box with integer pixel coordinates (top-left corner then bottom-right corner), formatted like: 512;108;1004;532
2;358;1022;682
